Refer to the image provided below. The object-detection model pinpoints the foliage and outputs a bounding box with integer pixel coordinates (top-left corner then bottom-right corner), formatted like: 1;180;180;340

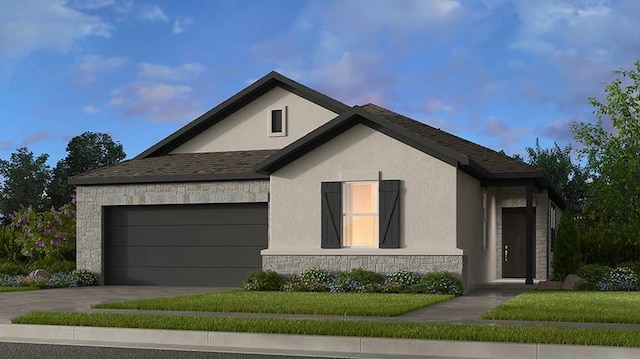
0;148;51;222
48;132;126;207
298;268;335;284
551;210;582;280
571;60;640;259
596;267;638;291
71;269;99;286
419;272;464;296
385;270;420;287
0;226;25;263
575;264;611;283
329;269;382;292
47;272;79;288
16;273;48;288
27;258;76;273
281;278;329;292
0;260;28;275
524;139;588;214
241;270;285;291
0;273;19;286
576;282;598;291
10;203;76;260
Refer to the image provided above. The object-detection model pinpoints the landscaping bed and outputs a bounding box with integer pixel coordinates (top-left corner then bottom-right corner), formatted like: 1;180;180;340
93;291;452;316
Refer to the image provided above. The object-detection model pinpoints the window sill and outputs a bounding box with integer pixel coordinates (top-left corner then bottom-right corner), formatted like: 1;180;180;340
261;248;466;256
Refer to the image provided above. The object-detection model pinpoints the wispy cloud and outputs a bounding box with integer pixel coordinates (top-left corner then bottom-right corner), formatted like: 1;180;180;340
83;105;100;114
70;0;115;10
0;140;11;150
476;116;532;148
76;55;127;84
109;81;200;122
139;5;169;22
139;62;205;81
22;131;53;146
172;16;193;34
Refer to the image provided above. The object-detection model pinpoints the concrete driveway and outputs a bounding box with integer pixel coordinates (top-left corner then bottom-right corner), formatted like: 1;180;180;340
0;286;228;323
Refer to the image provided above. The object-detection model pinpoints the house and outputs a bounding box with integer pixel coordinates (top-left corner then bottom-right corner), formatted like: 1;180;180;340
71;71;564;289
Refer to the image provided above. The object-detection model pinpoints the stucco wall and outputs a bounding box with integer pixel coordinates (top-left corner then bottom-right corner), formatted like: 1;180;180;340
455;171;486;288
76;181;269;280
171;87;338;153
266;124;460;256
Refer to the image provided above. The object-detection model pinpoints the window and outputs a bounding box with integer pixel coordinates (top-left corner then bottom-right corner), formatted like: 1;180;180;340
321;180;400;249
269;107;287;137
343;182;378;247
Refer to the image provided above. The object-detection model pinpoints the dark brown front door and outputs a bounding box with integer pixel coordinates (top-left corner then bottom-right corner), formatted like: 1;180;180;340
502;207;535;278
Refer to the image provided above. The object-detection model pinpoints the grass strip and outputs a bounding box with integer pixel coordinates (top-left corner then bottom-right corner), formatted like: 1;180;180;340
93;291;452;317
482;291;640;324
0;286;37;293
13;311;640;347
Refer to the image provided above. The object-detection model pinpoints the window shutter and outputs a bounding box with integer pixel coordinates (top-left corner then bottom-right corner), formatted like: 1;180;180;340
379;180;400;248
321;182;342;248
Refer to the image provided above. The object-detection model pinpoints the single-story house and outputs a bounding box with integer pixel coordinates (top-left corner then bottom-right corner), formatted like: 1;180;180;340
71;71;564;288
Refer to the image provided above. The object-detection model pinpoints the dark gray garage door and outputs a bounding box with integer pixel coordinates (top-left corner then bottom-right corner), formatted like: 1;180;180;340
104;203;267;286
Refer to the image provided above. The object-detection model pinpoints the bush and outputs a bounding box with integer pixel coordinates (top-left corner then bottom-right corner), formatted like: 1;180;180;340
71;269;99;286
330;269;382;292
577;282;598;291
575;264;611;283
241;270;285;291
298;268;334;284
28;258;75;274
281;279;329;292
617;261;640;284
47;272;79;288
385;270;420;287
10;203;76;260
420;272;464;296
597;267;638;291
0;226;24;263
0;273;19;287
0;260;28;275
16;273;48;288
551;211;581;281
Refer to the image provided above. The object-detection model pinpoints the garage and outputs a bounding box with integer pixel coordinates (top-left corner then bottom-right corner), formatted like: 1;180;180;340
104;203;268;286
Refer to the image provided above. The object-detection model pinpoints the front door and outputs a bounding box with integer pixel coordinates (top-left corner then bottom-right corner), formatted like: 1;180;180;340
502;207;535;278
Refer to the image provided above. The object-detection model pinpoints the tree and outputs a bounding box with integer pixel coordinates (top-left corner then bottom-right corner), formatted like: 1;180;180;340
523;139;588;214
48;132;126;207
0;147;51;221
572;60;640;260
552;210;581;280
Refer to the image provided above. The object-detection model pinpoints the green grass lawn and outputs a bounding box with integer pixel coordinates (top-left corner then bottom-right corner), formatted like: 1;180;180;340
93;291;452;316
13;311;640;347
482;291;640;323
0;286;37;293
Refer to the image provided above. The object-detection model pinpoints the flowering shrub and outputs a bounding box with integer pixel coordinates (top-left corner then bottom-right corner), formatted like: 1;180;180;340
420;272;464;296
16;273;48;288
47;272;78;288
597;267;637;291
71;269;99;286
281;278;329;292
0;273;19;287
10;203;76;261
242;270;285;291
385;270;420;287
298;268;334;284
330;269;382;292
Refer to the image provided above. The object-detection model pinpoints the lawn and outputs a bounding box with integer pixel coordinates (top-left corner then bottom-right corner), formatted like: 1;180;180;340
13;311;640;347
482;291;640;323
93;291;452;316
0;286;37;293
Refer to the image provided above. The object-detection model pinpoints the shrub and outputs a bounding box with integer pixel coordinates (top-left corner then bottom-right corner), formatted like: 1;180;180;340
71;269;99;286
597;267;638;291
0;260;28;275
330;269;382;292
551;211;581;281
28;258;75;274
0;273;19;287
298;268;334;284
281;279;329;292
47;272;78;288
420;272;464;296
575;264;611;283
617;261;640;284
16;273;48;288
241;270;285;291
577;282;598;291
385;270;420;287
0;226;24;263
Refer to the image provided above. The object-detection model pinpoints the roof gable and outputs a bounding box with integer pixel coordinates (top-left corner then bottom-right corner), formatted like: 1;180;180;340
136;71;351;159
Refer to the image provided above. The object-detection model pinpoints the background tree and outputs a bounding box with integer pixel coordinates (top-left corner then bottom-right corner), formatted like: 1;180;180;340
572;60;640;263
523;139;588;214
0;147;51;222
48;132;126;207
552;210;581;280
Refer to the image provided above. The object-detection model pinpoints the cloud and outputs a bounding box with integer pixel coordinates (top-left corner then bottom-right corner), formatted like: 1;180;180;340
139;62;205;81
0;140;11;150
0;0;113;59
421;99;454;114
477;116;532;147
22;131;53;146
83;105;100;114
535;118;576;144
109;81;200;122
70;0;115;10
76;55;127;84
139;5;169;22
172;16;193;34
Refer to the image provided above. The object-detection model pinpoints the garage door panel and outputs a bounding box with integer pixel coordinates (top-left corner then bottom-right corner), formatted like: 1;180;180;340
106;246;264;268
108;225;267;247
107;204;267;226
107;267;252;287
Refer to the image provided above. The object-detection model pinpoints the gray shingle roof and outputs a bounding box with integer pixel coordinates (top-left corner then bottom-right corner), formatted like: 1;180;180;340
69;150;278;185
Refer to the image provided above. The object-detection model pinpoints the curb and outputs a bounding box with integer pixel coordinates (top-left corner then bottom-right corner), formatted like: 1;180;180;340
1;324;640;359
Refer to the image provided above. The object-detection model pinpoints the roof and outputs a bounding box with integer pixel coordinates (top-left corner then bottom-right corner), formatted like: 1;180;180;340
69;150;277;185
135;71;351;159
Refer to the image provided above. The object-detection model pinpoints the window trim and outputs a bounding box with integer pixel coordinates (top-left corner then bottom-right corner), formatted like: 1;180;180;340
269;106;287;137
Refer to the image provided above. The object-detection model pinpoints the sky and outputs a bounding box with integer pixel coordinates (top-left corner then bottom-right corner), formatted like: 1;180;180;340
1;0;639;166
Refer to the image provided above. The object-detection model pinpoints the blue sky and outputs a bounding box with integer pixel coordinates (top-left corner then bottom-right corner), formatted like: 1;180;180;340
1;0;639;165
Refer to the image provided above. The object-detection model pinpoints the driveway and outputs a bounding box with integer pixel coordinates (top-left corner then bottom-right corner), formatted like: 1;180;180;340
0;286;227;324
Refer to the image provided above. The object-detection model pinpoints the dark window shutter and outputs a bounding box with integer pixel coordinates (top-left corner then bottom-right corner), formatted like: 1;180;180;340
379;180;400;248
321;182;342;248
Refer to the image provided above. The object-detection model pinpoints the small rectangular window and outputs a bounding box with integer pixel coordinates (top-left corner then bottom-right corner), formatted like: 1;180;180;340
269;106;287;137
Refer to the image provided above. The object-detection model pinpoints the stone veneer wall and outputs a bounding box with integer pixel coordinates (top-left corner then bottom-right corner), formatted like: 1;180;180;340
263;254;468;288
76;180;269;280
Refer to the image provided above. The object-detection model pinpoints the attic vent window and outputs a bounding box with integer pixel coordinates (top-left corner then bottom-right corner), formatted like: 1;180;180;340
269;106;287;137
